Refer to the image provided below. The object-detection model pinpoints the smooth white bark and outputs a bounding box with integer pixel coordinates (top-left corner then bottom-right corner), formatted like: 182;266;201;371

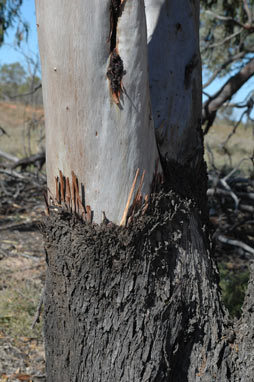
36;0;160;224
145;0;203;165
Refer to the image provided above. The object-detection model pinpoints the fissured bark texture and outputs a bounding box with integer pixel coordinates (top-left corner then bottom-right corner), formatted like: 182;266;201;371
41;188;252;382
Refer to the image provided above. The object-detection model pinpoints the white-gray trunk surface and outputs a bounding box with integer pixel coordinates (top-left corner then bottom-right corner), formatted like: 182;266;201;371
145;0;203;165
36;0;160;224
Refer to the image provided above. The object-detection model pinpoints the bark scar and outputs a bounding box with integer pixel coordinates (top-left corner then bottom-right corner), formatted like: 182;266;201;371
107;49;126;104
107;0;126;104
184;54;198;89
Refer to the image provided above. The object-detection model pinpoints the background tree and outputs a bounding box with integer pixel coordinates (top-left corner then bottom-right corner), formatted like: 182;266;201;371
0;61;42;103
0;62;26;98
36;0;254;381
200;0;254;132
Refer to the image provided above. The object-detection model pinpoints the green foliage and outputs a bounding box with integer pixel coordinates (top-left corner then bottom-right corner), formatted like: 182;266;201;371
0;0;28;45
219;262;249;318
200;0;254;76
0;61;26;98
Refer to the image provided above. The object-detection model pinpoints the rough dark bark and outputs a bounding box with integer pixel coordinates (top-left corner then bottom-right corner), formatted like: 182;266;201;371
41;178;254;381
234;262;254;381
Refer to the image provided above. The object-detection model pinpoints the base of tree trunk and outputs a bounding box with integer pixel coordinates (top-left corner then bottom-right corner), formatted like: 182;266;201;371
41;188;254;381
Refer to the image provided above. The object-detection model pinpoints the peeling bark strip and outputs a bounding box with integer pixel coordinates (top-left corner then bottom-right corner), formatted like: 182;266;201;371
107;0;126;104
49;171;92;223
45;169;162;227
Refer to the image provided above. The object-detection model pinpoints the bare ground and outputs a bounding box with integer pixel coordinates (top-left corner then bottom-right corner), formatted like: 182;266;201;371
0;169;46;382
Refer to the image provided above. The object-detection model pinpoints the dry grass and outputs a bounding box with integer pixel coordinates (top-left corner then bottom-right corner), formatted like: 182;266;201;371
0;102;44;159
204;121;254;175
0;103;45;377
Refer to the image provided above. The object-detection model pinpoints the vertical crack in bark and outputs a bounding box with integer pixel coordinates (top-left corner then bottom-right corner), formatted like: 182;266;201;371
107;0;126;104
109;0;121;52
184;53;198;90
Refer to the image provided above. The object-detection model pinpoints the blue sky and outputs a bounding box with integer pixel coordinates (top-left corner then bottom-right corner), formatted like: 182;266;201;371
0;0;39;70
0;0;253;119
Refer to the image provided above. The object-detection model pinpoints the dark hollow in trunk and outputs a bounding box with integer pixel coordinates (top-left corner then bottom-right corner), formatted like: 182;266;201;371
41;187;254;381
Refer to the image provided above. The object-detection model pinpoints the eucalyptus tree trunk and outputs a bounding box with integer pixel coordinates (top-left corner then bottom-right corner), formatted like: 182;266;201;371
36;0;254;381
36;0;160;224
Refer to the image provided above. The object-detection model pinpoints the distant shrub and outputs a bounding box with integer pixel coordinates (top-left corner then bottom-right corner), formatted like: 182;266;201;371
219;262;249;318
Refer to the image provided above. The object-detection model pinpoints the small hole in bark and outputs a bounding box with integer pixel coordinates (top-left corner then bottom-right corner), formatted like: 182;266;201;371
175;23;182;33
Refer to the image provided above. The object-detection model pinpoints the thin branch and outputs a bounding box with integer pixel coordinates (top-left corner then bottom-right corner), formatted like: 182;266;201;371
202;59;254;132
228;89;254;108
203;52;246;89
206;28;243;49
221;98;254;146
222;109;246;147
205;9;254;31
206;10;244;27
243;0;253;26
0;220;39;232
223;158;252;182
0;126;10;137
207;188;236;197
219;178;239;210
8;83;42;100
230;103;250;108
202;90;212;99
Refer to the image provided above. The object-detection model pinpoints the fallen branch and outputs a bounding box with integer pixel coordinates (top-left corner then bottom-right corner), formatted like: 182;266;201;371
217;234;254;256
11;151;45;171
208;164;254;260
0;220;39;232
0;149;19;163
219;177;239;209
240;204;254;213
0;168;26;179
